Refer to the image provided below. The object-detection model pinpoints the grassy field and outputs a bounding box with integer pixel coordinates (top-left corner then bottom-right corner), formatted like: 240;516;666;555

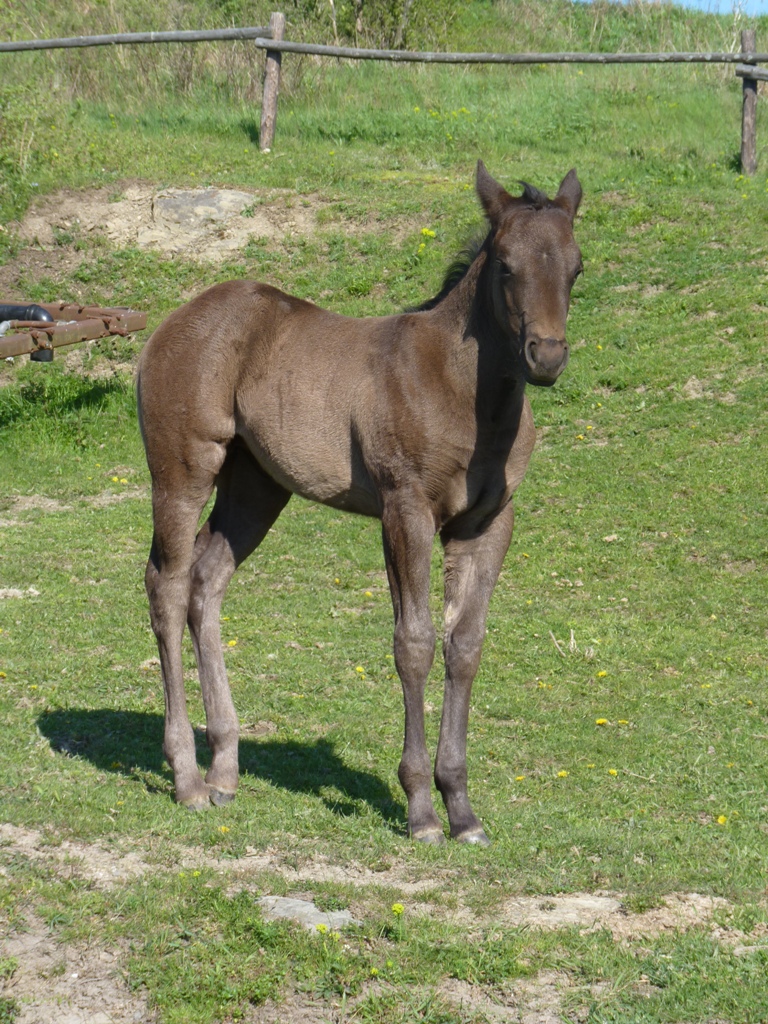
2;1;768;1021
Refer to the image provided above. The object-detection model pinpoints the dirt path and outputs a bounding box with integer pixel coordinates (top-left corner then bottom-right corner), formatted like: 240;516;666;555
2;823;762;1024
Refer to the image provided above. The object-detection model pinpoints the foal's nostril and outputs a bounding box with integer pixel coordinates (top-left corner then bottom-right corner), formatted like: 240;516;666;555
524;336;568;382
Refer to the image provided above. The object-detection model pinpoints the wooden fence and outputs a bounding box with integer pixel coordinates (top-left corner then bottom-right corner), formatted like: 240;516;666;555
1;18;763;168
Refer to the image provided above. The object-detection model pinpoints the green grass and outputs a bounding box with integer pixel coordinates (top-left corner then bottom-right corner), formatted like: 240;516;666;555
2;1;768;1022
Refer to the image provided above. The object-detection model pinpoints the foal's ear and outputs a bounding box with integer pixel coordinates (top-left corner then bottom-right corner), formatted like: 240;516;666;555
476;160;514;224
553;169;582;222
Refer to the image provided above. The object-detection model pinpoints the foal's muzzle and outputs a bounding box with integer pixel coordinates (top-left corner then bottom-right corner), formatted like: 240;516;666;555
524;336;569;386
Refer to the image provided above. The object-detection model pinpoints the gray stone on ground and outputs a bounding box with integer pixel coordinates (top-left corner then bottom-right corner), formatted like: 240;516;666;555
257;895;362;932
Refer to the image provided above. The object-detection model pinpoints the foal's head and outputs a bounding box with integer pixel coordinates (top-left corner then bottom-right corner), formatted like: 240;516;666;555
476;161;583;386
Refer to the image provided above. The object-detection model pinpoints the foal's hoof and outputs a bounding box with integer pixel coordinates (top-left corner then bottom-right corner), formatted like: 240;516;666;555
411;827;446;845
209;788;236;807
178;792;212;812
454;828;491;847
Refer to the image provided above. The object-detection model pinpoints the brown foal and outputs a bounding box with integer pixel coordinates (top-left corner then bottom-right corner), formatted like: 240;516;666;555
137;161;583;844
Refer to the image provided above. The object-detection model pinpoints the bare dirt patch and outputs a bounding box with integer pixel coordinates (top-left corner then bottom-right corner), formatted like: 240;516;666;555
607;892;732;943
245;991;339;1023
8;495;72;515
505;971;577;1024
438;973;573;1024
2;913;153;1024
0;824;151;889
3;824;765;1024
0;241;84;301
503;893;622;930
0;823;749;939
62;344;136;381
0;824;443;898
87;486;149;508
247;975;578;1024
680;376;738;405
272;850;444;894
501;891;736;941
11;183;337;264
0;496;72;530
0;489;148;520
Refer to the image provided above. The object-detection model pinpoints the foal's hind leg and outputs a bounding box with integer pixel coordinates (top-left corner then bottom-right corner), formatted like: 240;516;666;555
145;468;220;810
436;504;515;845
187;442;290;805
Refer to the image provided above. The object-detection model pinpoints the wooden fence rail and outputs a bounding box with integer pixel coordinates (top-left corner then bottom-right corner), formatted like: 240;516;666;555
0;27;273;52
1;18;763;166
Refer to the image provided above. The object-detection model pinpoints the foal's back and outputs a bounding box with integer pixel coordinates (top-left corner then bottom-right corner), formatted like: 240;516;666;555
137;279;474;519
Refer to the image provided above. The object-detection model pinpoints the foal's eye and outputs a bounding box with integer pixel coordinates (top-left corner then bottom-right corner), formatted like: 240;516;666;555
496;259;512;279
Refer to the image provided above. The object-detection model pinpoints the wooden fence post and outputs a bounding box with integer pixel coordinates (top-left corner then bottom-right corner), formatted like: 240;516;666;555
741;29;757;176
260;11;285;152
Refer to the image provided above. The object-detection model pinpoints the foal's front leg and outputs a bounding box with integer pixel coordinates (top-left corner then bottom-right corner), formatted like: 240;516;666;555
436;504;515;845
382;498;444;843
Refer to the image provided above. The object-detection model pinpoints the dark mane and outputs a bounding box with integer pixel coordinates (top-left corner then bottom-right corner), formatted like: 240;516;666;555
410;181;551;313
519;181;550;209
410;233;489;312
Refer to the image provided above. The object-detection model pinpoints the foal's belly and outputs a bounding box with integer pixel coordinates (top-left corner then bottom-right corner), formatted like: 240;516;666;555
237;418;381;518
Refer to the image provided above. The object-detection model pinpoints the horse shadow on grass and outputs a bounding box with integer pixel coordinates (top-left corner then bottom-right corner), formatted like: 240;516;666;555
37;708;406;832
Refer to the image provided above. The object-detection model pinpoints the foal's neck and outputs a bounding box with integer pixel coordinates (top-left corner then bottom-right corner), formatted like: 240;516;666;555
426;247;527;442
437;244;526;389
